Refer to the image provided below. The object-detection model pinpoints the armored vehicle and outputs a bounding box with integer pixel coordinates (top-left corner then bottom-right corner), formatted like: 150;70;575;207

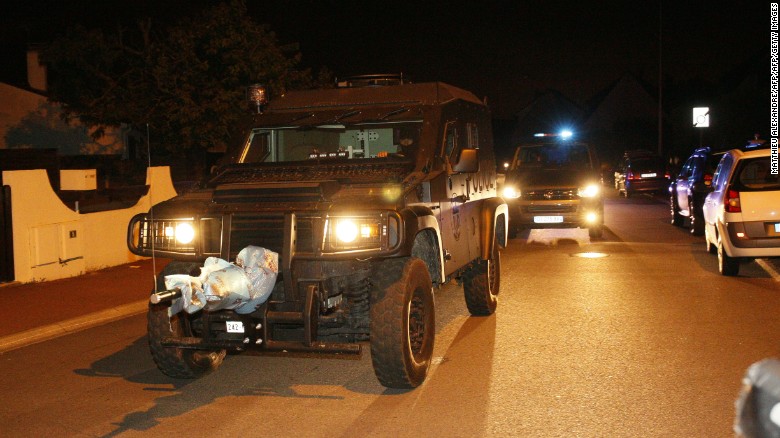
128;76;508;388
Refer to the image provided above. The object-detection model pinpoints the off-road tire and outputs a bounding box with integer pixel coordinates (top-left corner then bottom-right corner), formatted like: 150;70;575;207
718;238;740;276
463;235;500;316
369;257;435;389
670;195;684;227
148;261;226;379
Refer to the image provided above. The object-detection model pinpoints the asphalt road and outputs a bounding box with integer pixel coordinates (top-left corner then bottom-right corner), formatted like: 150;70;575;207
1;190;778;437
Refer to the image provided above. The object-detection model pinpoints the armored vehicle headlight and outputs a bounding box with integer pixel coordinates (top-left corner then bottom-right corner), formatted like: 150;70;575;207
161;220;196;245
578;184;600;198
335;219;359;243
325;214;389;252
502;186;521;199
174;223;196;244
130;215;224;257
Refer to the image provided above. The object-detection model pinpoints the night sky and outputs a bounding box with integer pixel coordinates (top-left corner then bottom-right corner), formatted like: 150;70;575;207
0;0;771;119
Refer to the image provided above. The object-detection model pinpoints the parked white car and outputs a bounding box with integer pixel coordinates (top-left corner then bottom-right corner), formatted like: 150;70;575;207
702;145;780;276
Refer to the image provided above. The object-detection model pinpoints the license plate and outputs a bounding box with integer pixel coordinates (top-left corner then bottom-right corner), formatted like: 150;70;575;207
226;321;245;333
534;215;564;224
640;173;657;178
775;223;780;233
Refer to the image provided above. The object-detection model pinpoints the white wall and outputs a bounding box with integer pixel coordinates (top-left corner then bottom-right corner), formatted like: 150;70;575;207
2;166;177;283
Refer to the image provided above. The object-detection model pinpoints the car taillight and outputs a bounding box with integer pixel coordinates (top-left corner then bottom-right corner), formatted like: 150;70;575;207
626;170;635;180
704;173;713;186
725;187;741;213
664;171;670;179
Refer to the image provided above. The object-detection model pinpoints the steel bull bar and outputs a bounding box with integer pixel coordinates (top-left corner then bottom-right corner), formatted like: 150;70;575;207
151;287;361;356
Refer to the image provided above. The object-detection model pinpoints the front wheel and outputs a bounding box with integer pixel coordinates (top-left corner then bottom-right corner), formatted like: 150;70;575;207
588;224;603;239
370;257;435;388
705;228;717;254
670;195;684;226
148;261;226;379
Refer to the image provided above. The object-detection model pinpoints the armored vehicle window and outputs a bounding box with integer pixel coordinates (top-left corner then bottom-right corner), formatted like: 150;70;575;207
241;131;273;162
240;122;422;163
467;122;479;149
443;122;458;158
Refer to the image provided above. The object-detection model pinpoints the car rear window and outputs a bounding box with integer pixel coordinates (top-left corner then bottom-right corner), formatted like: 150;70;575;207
732;157;780;191
631;157;665;172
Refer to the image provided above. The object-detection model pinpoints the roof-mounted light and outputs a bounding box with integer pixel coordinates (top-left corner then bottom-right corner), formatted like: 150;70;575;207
534;130;574;139
246;83;268;114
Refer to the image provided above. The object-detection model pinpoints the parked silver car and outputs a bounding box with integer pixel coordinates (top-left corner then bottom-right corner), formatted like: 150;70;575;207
702;145;780;275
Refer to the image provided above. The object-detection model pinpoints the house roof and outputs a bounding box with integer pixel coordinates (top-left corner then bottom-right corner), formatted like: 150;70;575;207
583;73;658;132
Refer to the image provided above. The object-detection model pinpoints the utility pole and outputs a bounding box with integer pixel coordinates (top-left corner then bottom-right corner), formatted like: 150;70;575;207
658;1;663;157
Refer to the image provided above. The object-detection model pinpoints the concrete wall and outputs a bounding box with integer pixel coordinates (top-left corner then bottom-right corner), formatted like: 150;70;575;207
2;166;177;283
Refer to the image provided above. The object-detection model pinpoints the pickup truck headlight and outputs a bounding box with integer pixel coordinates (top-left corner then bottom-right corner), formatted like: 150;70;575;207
578;184;600;198
324;214;390;252
502;186;521;199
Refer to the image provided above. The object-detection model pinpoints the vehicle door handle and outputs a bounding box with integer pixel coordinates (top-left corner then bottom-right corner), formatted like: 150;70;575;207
452;194;469;203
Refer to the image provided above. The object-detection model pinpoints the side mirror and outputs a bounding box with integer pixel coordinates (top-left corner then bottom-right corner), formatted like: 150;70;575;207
452;148;479;173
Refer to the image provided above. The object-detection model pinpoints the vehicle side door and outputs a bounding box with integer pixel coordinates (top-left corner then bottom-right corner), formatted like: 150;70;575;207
437;120;473;274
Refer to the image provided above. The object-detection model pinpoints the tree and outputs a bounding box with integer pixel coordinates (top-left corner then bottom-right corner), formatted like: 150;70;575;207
43;0;320;174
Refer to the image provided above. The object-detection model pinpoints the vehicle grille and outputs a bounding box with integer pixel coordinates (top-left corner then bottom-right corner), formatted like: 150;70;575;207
214;184;332;204
525;205;577;213
522;189;577;201
230;213;316;259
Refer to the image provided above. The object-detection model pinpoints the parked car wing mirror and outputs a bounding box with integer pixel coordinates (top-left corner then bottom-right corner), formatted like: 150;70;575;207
452;148;479;173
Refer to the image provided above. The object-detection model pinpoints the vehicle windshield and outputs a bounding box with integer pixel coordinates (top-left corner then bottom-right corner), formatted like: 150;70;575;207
512;144;592;170
239;121;422;163
732;157;780;191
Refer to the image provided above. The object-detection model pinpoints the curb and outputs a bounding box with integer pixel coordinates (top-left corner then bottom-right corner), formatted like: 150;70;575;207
0;300;148;354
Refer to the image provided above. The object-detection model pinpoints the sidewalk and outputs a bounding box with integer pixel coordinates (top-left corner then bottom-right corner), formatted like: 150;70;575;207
0;258;169;353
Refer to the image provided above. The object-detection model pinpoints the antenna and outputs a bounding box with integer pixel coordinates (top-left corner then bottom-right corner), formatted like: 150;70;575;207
146;123;157;291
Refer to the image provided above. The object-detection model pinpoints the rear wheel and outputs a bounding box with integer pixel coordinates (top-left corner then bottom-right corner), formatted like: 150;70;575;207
370;257;435;388
717;238;740;276
148;261;226;379
508;224;519;239
463;235;501;316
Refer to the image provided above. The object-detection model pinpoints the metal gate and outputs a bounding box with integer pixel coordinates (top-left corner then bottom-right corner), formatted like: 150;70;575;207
0;185;14;283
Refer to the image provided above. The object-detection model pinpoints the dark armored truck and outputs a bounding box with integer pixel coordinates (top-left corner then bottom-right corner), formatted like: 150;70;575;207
128;76;508;388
